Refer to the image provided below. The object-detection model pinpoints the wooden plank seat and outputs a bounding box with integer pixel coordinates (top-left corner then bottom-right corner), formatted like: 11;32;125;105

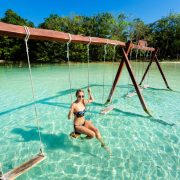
0;153;45;180
100;105;114;115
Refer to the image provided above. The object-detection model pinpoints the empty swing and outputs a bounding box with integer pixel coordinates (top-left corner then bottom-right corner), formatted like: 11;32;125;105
0;26;45;180
126;43;148;98
101;41;117;115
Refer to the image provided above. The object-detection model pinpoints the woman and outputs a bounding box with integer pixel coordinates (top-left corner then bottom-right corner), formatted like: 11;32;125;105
68;88;105;147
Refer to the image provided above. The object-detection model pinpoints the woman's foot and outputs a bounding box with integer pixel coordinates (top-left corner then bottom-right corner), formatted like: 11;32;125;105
101;143;112;155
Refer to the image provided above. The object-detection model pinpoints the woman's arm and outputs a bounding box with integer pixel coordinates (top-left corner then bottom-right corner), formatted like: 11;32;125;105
85;87;94;104
68;103;74;120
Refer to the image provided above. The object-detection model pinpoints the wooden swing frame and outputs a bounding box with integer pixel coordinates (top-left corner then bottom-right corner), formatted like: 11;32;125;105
0;22;171;177
0;22;170;115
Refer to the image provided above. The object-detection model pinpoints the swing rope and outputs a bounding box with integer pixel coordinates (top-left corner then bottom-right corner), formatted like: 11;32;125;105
108;42;117;104
87;37;91;88
0;163;4;180
126;48;132;95
111;42;117;85
145;50;150;86
24;26;43;153
67;34;80;138
100;42;117;113
135;45;139;78
140;50;145;86
102;40;108;103
86;37;95;118
147;50;153;85
137;47;141;83
67;33;73;103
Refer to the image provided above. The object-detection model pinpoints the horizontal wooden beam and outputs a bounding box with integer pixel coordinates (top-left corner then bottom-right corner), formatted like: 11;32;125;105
0;22;155;51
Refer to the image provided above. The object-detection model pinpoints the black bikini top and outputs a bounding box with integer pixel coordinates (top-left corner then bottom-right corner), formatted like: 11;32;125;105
74;109;86;117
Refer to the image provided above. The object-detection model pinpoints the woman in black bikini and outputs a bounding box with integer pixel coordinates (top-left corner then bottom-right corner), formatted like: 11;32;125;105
68;88;105;147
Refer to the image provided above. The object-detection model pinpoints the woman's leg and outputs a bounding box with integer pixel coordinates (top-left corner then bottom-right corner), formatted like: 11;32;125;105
85;121;105;146
74;125;95;139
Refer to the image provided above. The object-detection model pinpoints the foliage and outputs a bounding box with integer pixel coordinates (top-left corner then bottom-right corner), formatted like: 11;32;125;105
0;9;179;62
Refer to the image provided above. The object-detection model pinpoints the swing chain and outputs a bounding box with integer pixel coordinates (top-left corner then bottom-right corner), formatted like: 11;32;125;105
24;26;44;154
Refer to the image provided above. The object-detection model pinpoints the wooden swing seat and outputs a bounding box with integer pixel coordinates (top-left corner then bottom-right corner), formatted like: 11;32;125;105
126;88;144;98
70;132;81;139
1;153;45;180
126;84;150;98
142;84;150;89
100;105;114;115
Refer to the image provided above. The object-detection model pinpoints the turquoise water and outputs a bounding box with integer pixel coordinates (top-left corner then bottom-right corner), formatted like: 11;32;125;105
0;62;180;179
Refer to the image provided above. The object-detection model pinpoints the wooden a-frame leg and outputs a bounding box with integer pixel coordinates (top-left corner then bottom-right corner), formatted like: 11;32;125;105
154;55;171;89
139;59;153;86
106;59;125;103
122;48;151;116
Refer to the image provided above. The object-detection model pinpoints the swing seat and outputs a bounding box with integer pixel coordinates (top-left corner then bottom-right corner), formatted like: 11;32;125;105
1;153;45;180
126;88;144;98
100;105;114;115
142;84;150;89
126;92;137;97
70;132;81;139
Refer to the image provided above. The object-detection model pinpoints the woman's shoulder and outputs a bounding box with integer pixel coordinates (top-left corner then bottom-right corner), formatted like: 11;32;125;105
72;101;79;107
71;102;76;108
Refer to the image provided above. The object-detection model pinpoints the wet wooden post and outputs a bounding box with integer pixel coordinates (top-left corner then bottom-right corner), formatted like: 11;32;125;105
154;55;171;89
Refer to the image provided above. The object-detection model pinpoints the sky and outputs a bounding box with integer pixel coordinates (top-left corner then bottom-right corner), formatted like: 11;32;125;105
0;0;180;26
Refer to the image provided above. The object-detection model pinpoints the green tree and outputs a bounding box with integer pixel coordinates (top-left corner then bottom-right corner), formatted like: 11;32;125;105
149;12;180;58
0;9;34;61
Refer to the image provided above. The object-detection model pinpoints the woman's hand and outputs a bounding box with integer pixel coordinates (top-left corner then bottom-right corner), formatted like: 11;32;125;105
87;87;94;103
88;87;91;93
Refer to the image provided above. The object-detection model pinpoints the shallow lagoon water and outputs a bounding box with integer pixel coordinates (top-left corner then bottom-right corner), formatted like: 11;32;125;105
0;62;180;179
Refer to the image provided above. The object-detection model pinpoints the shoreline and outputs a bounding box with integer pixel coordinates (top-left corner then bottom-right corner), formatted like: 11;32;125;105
0;60;180;66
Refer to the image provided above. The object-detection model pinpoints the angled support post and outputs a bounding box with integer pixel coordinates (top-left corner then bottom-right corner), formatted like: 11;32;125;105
154;55;171;89
106;41;131;104
122;46;151;116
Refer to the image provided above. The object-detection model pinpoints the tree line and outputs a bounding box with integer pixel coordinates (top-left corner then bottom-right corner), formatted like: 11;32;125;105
0;9;179;63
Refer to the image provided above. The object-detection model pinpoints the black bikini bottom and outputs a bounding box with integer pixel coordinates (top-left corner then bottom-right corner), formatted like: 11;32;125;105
74;121;86;134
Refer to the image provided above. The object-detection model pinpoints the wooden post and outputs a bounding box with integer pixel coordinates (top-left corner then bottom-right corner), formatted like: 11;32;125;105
122;48;151;115
154;55;171;89
139;59;153;86
106;41;131;103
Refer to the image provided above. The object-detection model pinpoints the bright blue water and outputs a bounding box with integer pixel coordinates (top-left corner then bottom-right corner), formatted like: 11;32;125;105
0;62;180;179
